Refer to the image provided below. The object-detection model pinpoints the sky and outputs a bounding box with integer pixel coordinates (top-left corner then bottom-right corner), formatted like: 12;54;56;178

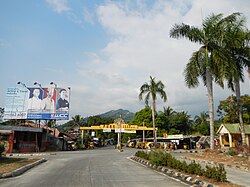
0;0;250;122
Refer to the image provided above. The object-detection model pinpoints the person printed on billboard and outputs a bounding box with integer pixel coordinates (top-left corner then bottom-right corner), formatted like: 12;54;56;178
28;88;42;112
41;87;56;113
56;88;69;111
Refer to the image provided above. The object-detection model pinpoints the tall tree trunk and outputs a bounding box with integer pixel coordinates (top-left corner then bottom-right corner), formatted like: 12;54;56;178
206;67;215;149
234;80;246;146
248;66;250;87
152;99;156;145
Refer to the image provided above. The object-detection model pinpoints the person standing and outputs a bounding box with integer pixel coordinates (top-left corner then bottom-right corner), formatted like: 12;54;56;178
41;87;55;113
28;88;42;112
56;88;69;111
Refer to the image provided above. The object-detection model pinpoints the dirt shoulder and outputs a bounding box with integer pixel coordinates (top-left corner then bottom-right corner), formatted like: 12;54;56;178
0;157;41;175
185;149;250;171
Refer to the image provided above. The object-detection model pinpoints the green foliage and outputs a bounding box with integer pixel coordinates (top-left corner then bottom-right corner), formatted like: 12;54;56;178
192;112;210;135
135;150;227;182
228;148;237;156
122;133;140;143
87;115;114;126
128;107;152;126
82;134;90;144
135;150;149;160
155;113;168;130
168;111;191;134
148;151;166;166
187;161;203;175
205;165;227;182
217;95;250;124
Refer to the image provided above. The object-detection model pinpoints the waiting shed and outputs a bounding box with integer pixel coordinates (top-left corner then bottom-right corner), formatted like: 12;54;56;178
217;123;250;147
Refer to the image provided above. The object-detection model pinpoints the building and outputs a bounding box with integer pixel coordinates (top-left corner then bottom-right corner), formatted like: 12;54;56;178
217;123;250;147
0;125;47;153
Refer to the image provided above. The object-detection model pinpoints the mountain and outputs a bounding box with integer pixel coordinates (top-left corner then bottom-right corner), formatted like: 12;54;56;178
98;109;135;122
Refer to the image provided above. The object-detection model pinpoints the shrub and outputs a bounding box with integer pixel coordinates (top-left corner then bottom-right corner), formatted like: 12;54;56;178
228;148;237;156
148;151;165;166
205;164;227;182
187;161;203;175
134;150;227;182
135;150;149;160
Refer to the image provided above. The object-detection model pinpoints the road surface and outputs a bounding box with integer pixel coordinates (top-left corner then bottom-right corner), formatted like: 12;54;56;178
0;147;189;187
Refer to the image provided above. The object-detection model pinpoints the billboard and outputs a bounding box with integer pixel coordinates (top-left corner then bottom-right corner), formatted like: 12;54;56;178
4;86;70;120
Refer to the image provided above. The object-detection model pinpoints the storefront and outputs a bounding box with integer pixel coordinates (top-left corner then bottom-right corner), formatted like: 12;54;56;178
0;125;48;153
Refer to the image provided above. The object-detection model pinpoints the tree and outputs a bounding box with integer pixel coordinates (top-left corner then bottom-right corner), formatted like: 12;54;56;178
193;112;210;135
220;14;250;146
217;95;250;124
139;76;167;144
168;111;191;135
87;116;114;126
128;107;152;126
170;13;240;149
163;106;176;116
72;115;83;127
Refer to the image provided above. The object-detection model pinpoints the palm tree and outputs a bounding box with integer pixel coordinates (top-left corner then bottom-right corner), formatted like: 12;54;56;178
194;112;209;124
163;106;176;116
139;76;167;145
221;14;250;146
71;115;83;132
170;13;240;149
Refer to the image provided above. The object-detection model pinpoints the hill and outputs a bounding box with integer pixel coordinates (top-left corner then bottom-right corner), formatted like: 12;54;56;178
98;109;134;122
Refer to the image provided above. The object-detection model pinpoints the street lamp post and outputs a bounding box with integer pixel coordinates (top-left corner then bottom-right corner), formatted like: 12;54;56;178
116;115;124;152
50;82;57;137
34;82;43;127
34;82;43;89
17;81;28;123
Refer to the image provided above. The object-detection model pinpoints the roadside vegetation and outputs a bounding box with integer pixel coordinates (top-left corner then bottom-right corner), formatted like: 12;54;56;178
135;150;227;182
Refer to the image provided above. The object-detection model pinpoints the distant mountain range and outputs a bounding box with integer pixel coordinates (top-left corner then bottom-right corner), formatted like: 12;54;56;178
97;109;135;122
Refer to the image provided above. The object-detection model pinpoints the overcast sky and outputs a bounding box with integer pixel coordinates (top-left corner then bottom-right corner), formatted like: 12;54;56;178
0;0;249;121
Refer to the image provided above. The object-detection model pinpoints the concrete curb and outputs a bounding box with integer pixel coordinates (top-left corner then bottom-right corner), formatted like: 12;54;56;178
129;156;214;187
0;158;47;179
6;153;53;157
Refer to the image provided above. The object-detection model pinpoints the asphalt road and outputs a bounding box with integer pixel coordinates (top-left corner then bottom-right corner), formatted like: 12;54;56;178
0;147;189;187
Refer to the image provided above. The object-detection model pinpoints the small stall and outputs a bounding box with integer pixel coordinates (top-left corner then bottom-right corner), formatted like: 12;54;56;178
217;123;250;147
0;125;46;153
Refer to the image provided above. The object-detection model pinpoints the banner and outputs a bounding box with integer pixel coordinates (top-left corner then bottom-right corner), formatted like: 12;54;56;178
4;86;70;120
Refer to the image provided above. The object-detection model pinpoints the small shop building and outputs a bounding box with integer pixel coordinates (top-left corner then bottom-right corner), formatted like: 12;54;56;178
0;125;48;153
217;123;250;147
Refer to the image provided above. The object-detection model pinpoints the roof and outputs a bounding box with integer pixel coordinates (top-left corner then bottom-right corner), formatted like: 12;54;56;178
17;122;60;137
0;125;43;132
217;123;250;134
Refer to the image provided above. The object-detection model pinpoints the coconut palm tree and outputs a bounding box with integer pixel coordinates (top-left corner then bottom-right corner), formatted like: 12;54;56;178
194;112;209;124
72;115;83;127
139;76;167;145
163;106;176;116
170;13;241;149
221;14;250;146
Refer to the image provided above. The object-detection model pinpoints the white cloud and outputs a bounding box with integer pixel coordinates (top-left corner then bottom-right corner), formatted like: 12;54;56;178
74;0;250;118
83;7;95;24
46;0;70;13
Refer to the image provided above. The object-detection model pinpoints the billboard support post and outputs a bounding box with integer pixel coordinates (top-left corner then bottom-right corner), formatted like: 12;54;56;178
17;81;28;123
50;82;58;137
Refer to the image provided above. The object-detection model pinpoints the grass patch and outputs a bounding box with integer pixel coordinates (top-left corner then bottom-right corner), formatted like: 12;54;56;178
0;157;40;174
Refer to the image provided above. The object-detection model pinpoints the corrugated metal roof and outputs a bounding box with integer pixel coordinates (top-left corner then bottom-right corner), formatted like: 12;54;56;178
223;124;250;134
0;125;43;132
